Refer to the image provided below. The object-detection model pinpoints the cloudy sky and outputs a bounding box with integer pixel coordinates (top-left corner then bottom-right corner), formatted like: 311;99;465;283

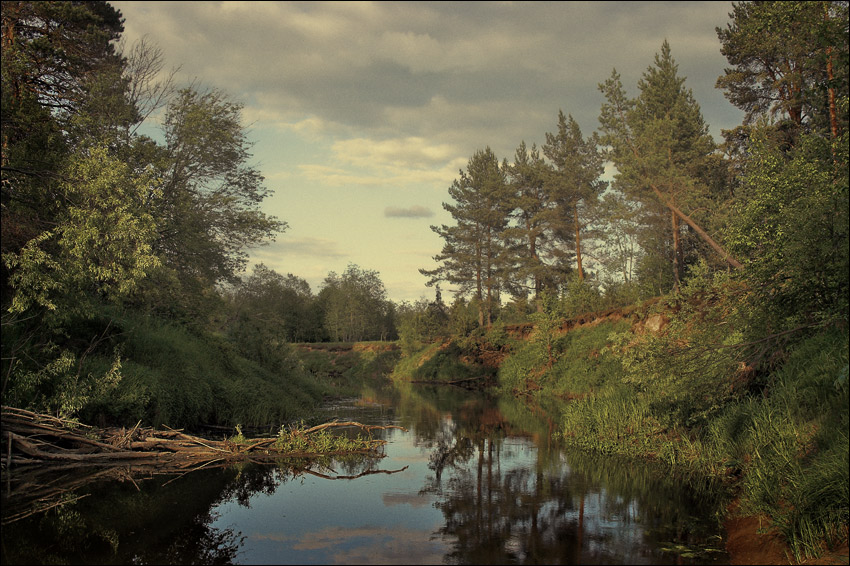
112;1;745;303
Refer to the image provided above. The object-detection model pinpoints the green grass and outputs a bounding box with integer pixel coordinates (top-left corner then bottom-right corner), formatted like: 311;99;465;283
78;310;329;429
497;319;631;397
492;307;848;561
698;329;849;561
389;340;488;383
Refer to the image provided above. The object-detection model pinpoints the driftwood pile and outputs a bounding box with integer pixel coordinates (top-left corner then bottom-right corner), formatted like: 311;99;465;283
1;406;406;469
1;406;411;526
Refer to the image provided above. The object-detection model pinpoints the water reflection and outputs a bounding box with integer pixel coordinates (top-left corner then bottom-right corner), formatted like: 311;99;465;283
1;382;730;564
1;454;392;565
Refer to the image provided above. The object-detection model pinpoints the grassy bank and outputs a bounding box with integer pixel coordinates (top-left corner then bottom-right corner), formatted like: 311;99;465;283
293;341;401;393
389;338;496;384
73;310;332;429
490;306;848;562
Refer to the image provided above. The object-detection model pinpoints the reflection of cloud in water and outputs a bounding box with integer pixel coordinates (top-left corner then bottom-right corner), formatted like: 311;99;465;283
254;525;445;564
381;492;432;508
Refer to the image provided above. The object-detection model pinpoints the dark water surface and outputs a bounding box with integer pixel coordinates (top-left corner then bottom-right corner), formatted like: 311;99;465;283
1;383;731;564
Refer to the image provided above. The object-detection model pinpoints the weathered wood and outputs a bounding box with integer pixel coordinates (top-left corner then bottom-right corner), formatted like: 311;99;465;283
6;432;170;461
3;420;122;451
1;406;407;468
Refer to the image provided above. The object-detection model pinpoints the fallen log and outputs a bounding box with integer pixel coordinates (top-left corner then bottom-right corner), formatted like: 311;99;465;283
1;406;407;468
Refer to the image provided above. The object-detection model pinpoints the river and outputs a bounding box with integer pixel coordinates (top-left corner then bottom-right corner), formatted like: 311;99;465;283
1;381;731;564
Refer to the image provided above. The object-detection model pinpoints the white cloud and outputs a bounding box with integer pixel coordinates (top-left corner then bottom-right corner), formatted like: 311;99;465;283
333;136;460;170
253;237;346;260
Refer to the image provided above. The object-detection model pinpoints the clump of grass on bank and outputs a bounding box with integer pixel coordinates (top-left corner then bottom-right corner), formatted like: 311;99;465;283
498;319;631;398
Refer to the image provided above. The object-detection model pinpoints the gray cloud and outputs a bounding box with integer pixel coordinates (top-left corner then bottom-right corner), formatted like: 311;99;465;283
112;1;746;303
115;1;744;159
384;205;434;219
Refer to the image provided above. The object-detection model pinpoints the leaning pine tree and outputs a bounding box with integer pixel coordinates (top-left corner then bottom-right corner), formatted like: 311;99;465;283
598;41;741;293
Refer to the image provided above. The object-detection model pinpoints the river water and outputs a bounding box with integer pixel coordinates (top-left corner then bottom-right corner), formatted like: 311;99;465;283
1;382;731;564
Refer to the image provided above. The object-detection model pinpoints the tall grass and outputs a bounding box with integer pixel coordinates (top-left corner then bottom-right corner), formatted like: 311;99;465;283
699;328;849;560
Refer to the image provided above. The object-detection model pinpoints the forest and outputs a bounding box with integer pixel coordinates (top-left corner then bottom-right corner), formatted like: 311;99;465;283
1;1;848;562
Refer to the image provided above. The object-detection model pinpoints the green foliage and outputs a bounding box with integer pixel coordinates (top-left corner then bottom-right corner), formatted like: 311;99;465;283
14;348;123;421
225;264;317;370
702;329;849;561
616;263;748;428
716;1;848;132
502;140;571;298
447;296;480;337
498;317;630;398
542;110;607;282
273;424;371;454
726;127;849;328
410;341;481;383
421;147;512;327
4;145;160;319
291;343;400;395
558;274;603;318
527;291;562;368
72;309;328;429
396;295;449;356
228;424;248;445
317;264;396;342
598;41;737;283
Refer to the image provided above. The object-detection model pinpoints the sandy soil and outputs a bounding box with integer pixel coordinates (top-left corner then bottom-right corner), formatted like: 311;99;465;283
724;504;849;565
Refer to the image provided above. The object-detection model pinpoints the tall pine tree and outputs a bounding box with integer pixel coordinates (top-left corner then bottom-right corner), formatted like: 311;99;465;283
599;41;740;292
421;147;512;327
503;140;572;302
542;111;606;283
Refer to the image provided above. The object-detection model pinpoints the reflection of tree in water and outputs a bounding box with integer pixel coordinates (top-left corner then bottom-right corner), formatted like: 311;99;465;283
428;437;474;482
132;507;245;565
1;453;392;565
420;427;729;564
424;436;585;564
1;466;247;565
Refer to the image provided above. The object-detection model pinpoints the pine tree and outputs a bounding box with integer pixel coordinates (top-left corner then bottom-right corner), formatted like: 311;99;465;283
599;41;741;292
503;141;572;303
421;147;512;327
542;111;606;283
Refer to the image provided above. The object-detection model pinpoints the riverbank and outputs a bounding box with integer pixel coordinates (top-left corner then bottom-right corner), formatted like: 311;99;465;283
392;298;848;564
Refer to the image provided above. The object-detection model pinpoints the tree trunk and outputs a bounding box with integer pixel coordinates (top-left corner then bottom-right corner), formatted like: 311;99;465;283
671;209;682;292
622;129;744;270
574;203;584;281
649;182;743;270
